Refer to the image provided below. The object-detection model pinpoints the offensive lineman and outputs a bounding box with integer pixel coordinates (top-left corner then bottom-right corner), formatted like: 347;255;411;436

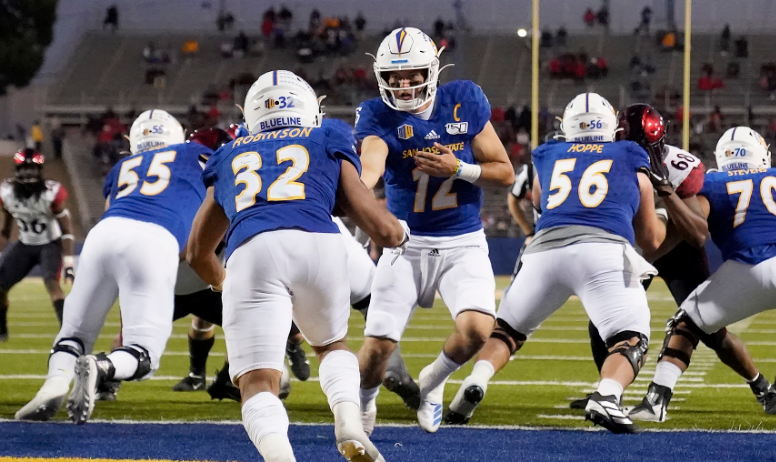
188;70;405;462
15;109;212;423
630;127;776;421
355;27;515;434
0;149;75;342
445;93;667;434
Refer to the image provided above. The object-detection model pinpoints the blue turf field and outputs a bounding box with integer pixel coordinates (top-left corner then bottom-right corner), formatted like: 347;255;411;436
2;421;773;462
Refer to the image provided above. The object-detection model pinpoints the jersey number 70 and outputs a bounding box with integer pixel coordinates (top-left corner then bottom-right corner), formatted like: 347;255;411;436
727;177;776;227
232;145;310;212
546;159;613;209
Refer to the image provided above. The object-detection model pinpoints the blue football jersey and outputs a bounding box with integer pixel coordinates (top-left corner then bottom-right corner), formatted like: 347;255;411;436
355;80;490;237
102;142;212;250
700;167;776;264
323;118;356;145
203;125;361;260
533;140;649;244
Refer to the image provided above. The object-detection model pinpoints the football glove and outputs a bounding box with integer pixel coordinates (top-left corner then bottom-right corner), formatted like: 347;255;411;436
390;220;411;265
640;149;673;197
63;256;75;283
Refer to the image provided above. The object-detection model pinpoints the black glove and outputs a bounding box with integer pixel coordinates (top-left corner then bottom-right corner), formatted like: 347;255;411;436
641;149;673;197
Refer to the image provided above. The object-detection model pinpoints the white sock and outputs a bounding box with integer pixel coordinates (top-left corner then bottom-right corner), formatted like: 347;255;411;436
597;378;624;402
46;351;78;381
107;350;139;380
469;360;495;388
319;350;360;410
653;361;683;390
242;392;295;462
360;385;380;411
420;352;461;397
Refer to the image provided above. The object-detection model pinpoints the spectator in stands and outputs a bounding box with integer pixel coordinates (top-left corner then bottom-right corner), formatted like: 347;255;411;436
183;39;199;56
597;6;609;30
262;9;275;41
103;5;118;32
30;121;44;151
720;24;731;55
635;6;652;35
661;31;677;51
708;106;724;133
217;10;235;32
309;9;322;33
556;26;567;47
434;18;445;39
233;30;250;57
540;29;553;48
726;61;740;78
735;36;749;58
279;6;293;30
355;12;366;37
207;103;221;126
220;39;234;58
584;8;596;28
51;118;64;160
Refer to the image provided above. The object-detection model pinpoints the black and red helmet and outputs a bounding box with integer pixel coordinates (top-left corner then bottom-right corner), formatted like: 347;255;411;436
187;127;233;151
617;104;666;159
14;148;45;167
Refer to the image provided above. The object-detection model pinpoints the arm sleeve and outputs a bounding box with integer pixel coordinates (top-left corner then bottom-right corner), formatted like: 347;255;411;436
676;163;706;199
354;102;385;142
467;81;492;136
328;129;362;176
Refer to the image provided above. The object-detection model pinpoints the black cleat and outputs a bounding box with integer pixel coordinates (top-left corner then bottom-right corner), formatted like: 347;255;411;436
0;310;8;343
207;368;241;402
0;331;7;343
569;394;591;410
172;374;206;392
383;370;421;410
444;384;485;425
285;341;310;381
96;379;121;402
585;392;643;434
752;378;776;414
629;382;672;422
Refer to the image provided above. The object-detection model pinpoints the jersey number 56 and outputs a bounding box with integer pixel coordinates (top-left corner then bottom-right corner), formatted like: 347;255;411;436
547;159;613;209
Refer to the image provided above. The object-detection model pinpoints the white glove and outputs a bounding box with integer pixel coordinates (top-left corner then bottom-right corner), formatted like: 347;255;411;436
390;220;411;265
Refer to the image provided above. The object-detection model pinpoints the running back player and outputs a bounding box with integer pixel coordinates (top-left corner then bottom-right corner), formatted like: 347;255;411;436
447;93;666;434
0;149;75;342
15;109;212;424
356;26;514;435
187;70;406;462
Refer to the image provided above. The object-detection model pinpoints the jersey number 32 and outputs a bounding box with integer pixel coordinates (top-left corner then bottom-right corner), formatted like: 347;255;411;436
232;145;310;212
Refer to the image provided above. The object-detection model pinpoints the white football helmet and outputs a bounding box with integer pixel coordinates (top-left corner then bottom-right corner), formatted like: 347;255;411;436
560;93;618;142
372;27;448;112
129;109;185;154
243;70;322;135
714;126;771;171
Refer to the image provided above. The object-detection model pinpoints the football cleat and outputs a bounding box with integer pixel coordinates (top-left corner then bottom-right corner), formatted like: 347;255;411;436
207;367;241;402
569;394;592;410
172;373;206;392
67;354;112;425
754;383;776;414
585;392;643;434
285;341;310;381
382;348;421;410
335;402;385;462
628;382;673;422
444;377;485;425
416;365;445;433
15;376;70;421
96;379;121;401
361;399;377;437
0;331;7;343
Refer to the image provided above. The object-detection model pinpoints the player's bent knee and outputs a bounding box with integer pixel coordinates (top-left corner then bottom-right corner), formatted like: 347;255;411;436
363;310;401;342
606;330;649;377
491;318;527;355
657;310;702;367
698;327;728;351
114;344;153;381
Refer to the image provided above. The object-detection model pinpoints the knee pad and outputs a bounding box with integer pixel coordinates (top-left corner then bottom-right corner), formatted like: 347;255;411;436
606;330;649;377
114;344;153;381
49;337;84;360
657;310;701;367
490;318;527;355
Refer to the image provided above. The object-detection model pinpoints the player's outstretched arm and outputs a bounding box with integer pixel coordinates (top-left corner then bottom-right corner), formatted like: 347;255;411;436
633;172;667;253
337;160;405;248
186;187;229;290
0;209;12;251
359;135;389;190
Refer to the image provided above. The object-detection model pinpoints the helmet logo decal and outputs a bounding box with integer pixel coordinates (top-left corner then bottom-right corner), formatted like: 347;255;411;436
396;28;407;55
272;70;278;86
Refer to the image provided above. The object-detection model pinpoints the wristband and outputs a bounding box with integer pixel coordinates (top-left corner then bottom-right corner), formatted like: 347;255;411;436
63;256;75;267
454;159;482;183
61;234;75;241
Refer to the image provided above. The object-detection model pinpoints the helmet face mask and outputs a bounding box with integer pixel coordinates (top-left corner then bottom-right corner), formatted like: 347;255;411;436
13;149;45;199
715;126;772;171
372;27;446;112
617;103;667;160
243;70;322;135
